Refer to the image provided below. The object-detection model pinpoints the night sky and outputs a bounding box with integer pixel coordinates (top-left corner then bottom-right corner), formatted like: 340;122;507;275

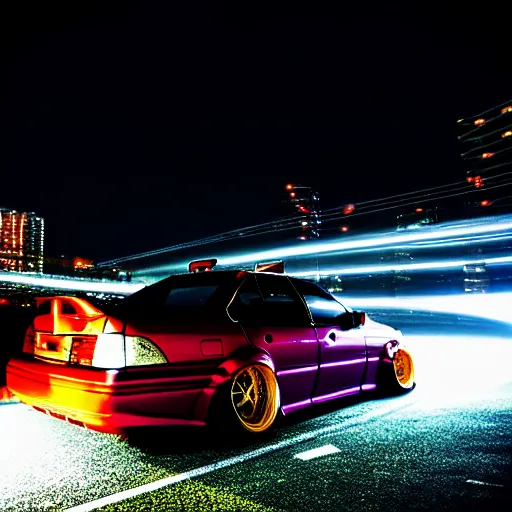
1;2;510;263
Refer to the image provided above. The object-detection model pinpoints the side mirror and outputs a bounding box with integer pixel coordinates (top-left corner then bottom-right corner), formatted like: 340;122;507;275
353;311;366;328
338;311;354;331
338;311;366;330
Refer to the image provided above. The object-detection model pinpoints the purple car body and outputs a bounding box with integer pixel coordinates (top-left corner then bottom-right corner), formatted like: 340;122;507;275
7;269;415;435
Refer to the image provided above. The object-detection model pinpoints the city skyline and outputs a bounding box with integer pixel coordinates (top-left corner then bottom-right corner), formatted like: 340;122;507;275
1;3;510;262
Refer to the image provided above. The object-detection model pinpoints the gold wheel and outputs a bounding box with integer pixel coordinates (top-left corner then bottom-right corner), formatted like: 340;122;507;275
393;349;415;389
231;364;279;433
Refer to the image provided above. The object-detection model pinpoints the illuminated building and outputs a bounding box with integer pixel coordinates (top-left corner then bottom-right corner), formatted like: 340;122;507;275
0;209;44;273
396;208;440;231
283;184;321;240
387;208;443;294
456;101;512;291
458;100;512;216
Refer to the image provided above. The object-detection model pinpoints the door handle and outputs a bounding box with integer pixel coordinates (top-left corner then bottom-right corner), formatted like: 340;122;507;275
328;331;336;342
264;333;273;343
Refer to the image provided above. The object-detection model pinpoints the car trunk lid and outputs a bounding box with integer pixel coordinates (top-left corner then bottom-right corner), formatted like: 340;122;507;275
27;297;113;363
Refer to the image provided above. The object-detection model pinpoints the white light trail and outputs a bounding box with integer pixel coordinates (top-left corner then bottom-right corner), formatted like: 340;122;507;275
0;272;144;294
218;218;512;267
335;293;512;324
134;215;512;277
290;255;512;277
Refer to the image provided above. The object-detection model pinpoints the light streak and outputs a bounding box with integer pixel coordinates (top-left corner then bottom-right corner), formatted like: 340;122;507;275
334;293;512;324
134;215;512;277
2;215;512;294
0;272;144;294
218;218;512;267
466;480;504;488
290;255;512;277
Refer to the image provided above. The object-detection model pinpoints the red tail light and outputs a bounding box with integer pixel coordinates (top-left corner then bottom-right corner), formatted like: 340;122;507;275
22;326;36;354
25;296;167;369
70;336;98;366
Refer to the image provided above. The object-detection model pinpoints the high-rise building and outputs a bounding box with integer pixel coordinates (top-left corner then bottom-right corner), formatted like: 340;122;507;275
458;100;512;216
283;183;321;240
396;207;440;231
0;209;44;273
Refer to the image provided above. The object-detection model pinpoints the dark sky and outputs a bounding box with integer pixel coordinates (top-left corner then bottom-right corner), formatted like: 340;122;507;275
1;2;510;262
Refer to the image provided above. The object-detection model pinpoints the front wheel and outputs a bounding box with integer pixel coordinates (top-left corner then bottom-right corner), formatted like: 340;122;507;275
378;348;416;395
393;348;415;391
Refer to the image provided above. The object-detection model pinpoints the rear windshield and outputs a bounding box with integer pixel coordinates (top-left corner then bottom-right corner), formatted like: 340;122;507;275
119;271;240;313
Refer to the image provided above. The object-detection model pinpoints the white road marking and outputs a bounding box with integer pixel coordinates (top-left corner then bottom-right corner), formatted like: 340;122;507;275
466;479;505;488
64;395;417;512
294;444;340;460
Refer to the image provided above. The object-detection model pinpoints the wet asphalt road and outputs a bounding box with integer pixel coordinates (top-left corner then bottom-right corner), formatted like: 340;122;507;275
1;312;511;512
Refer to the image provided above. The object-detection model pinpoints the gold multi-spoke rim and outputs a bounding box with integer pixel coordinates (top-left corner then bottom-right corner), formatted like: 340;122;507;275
393;349;415;389
231;365;278;433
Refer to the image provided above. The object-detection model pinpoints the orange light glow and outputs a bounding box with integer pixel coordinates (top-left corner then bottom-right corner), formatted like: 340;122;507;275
343;203;355;215
285;184;293;190
481;152;495;159
289;192;296;198
501;106;512;114
73;257;94;270
474;118;486;126
467;176;474;183
480;200;491;207
33;296;106;335
340;225;349;232
502;131;512;138
415;208;423;213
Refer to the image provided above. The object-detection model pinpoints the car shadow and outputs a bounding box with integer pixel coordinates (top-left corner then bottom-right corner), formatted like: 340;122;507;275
124;390;390;455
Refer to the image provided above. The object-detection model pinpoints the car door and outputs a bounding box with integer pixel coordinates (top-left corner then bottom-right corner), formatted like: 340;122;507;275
228;273;319;413
290;278;367;401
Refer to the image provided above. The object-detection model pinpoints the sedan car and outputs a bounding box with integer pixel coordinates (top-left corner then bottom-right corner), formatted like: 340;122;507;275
6;265;415;435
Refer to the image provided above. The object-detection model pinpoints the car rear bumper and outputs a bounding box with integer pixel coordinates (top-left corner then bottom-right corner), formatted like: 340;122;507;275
6;356;220;433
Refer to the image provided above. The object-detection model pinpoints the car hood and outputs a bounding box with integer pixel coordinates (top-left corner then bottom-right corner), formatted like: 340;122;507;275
361;314;402;339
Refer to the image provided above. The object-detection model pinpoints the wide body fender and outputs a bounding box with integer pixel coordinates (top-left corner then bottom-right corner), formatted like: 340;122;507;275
193;346;275;422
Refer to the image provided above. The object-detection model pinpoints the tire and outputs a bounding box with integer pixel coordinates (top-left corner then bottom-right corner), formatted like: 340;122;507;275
209;364;280;436
379;348;416;395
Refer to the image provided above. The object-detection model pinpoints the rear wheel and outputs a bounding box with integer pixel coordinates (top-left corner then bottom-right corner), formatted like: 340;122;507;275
231;364;280;433
208;364;280;436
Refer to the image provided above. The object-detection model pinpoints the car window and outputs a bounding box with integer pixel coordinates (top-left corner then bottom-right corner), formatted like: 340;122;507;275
61;303;77;315
121;272;239;314
165;286;220;307
290;278;347;325
35;300;51;317
227;274;262;322
254;273;311;326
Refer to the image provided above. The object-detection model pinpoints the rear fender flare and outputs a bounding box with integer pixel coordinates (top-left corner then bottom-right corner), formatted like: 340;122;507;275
193;346;275;422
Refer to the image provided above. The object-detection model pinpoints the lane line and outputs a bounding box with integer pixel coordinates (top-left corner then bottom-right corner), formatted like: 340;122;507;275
466;479;505;488
64;395;417;512
294;444;340;460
